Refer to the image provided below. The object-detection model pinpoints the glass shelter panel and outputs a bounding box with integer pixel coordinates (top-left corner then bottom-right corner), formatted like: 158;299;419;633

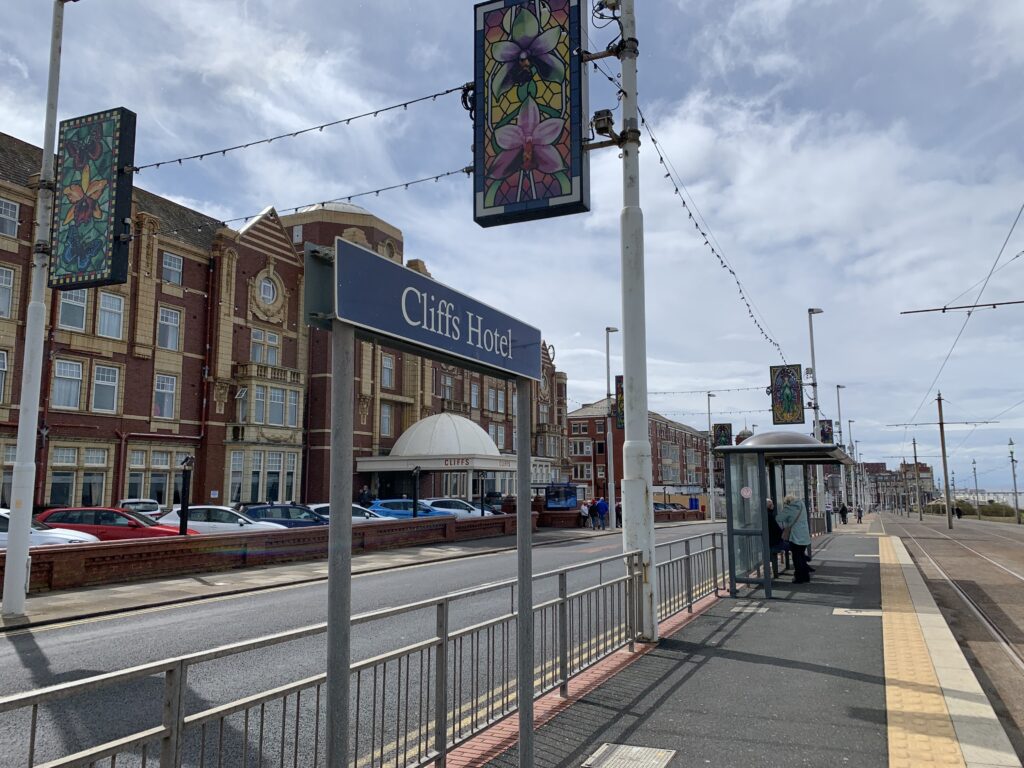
728;453;765;578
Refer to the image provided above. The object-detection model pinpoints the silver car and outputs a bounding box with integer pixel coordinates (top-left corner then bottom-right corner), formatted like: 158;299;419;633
0;510;100;547
420;498;494;518
307;503;397;524
160;505;287;534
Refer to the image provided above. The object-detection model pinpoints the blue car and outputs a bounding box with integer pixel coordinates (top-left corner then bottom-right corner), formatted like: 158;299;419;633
368;499;455;519
241;503;328;528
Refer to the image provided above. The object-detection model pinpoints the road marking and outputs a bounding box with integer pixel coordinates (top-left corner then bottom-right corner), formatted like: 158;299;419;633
832;608;882;616
855;554;880;558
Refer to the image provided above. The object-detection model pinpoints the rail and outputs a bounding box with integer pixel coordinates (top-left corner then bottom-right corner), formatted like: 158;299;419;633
0;531;724;767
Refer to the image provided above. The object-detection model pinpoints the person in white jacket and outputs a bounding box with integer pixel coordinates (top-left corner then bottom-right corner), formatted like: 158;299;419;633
775;494;811;583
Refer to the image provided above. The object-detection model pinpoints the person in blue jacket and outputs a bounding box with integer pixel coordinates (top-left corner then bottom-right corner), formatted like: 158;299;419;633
594;497;609;530
776;494;811;583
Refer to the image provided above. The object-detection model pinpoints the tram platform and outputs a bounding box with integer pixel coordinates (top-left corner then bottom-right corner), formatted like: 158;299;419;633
453;519;1022;768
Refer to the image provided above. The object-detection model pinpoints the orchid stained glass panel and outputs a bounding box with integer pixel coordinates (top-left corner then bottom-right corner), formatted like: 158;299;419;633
770;365;805;425
713;423;733;448
474;0;588;226
50;108;136;290
819;419;834;444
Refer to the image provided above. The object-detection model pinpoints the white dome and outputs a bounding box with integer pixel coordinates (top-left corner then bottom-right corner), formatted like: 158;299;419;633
298;202;372;216
390;413;499;457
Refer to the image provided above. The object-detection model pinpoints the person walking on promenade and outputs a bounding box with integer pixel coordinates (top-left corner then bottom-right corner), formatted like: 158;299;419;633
856;505;863;524
580;499;591;528
595;497;609;530
838;503;849;525
588;498;601;530
776;494;811;583
955;505;963;519
358;485;372;507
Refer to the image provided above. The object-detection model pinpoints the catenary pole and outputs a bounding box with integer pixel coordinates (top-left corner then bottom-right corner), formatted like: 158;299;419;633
913;438;922;521
972;459;980;520
807;309;828;530
706;392;716;522
1011;439;1020;525
606;327;618;528
937;392;953;530
836;385;846;512
326;321;354;767
617;0;658;641
2;0;67;618
515;376;534;767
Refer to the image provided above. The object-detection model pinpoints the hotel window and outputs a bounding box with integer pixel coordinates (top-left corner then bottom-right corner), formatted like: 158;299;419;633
539;403;549;424
0;351;6;402
49;472;75;506
97;292;123;339
595;441;605;455
81;471;105;507
236;387;248;422
471;382;480;408
58;289;87;331
154;374;177;419
496;425;506;448
230;451;243;503
250;329;280;365
91;364;119;412
285;453;297;501
441;374;454;400
53;447;78;465
488;424;497;443
162;252;183;285
157;307;181;350
250;451;263;501
579;423;588;434
287;390;299;428
487;388;497;411
497;390;505;414
596;421;605;433
150;472;168;507
254;385;266;423
129;450;146;467
0;266;13;318
571;423;580;435
53;360;82;409
0;198;17;238
291;224;303;244
381;403;393;437
266;452;283;502
268;387;285;426
381;354;394;389
260;278;277;304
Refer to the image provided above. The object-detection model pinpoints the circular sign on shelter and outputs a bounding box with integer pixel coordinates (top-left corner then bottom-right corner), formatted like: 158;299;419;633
740;487;753;500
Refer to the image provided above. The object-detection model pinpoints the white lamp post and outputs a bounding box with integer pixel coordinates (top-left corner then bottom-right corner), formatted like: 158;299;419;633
706;392;716;522
605;326;618;528
807;308;826;527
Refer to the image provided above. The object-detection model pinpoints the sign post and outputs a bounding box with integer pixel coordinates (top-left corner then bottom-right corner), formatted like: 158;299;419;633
315;237;542;767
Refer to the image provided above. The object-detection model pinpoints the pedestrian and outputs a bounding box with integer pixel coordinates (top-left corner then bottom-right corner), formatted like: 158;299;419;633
580;499;591;528
595;497;609;530
589;499;601;530
838;503;849;525
856;505;863;524
955;505;963;519
776;494;811;583
767;498;785;553
358;485;372;507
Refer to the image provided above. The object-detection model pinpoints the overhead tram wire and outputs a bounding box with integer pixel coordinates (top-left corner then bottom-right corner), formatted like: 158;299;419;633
141;166;471;240
949;395;1024;458
127;84;469;174
902;199;1024;449
649;386;766;396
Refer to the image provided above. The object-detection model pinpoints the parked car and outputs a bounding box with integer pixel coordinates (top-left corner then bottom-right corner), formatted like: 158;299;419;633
158;505;286;534
0;509;100;547
35;507;196;540
420;498;494;518
117;498;163;518
368;499;454;519
306;503;397;524
241;503;329;528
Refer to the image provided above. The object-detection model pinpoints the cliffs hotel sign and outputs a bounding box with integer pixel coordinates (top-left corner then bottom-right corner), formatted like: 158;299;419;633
334;238;542;381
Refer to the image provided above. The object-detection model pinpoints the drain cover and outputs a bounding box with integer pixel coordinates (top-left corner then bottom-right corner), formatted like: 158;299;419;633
582;744;676;767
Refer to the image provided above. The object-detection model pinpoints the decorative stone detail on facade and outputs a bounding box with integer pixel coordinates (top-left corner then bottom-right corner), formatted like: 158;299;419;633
358;395;371;426
249;265;287;324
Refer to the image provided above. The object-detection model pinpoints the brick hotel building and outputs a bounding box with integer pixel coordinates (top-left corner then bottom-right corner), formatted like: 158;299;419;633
0;131;568;510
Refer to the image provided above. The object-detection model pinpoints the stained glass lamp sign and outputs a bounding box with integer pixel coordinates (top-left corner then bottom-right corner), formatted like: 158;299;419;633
820;419;834;444
713;423;733;448
770;364;805;425
473;0;589;227
50;107;136;289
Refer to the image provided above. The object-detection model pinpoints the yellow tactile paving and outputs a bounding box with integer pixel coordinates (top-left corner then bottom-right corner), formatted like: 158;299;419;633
880;535;966;767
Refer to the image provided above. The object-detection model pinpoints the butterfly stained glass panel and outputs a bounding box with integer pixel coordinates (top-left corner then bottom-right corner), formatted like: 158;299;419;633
50;107;136;289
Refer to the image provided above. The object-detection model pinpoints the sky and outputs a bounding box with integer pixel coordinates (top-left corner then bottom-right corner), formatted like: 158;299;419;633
1;0;1022;492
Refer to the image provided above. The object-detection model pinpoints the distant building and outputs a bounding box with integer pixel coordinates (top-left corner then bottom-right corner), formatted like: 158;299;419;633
566;399;708;501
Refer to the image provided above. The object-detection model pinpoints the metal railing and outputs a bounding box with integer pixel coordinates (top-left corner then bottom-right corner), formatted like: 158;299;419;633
0;532;723;768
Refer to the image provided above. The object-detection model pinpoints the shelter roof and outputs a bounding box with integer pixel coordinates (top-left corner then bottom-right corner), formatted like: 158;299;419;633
715;430;853;465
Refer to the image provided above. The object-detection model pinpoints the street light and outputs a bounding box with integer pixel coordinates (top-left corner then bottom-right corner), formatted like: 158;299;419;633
605;326;619;528
972;459;980;520
706;392;716;522
807;308;827;528
848;419;857;509
836;385;846;510
1011;439;1020;525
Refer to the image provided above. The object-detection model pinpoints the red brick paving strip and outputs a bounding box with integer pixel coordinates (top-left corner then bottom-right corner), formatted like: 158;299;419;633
446;591;722;768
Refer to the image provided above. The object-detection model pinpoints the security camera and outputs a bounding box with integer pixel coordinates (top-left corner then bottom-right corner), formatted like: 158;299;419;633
593;109;616;138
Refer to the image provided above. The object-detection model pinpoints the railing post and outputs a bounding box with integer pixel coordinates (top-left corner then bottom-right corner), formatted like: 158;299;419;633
711;534;720;596
434;599;449;766
626;554;637;653
558;572;569;697
683;539;694;613
159;661;187;768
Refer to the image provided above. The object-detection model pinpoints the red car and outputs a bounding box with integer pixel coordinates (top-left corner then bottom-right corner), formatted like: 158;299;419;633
35;507;198;540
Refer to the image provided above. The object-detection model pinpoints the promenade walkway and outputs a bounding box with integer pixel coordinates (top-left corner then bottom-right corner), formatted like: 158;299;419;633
447;519;1021;768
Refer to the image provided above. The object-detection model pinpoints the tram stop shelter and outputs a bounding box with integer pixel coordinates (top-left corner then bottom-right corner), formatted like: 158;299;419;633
715;431;854;598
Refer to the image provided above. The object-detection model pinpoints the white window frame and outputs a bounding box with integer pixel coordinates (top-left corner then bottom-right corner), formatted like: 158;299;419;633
0;266;13;319
487;388;497;411
253;385;266;424
58;289;87;332
157;307;181;351
497;390;505;414
154;374;177;419
53;359;83;409
381;402;393;437
84;448;108;466
496;425;506;448
97;292;124;340
441;374;454;400
260;278;277;304
381;354;394;389
287;390;299;428
0;350;6;403
91;364;119;413
268;387;285;426
0;198;17;238
162;252;183;285
52;446;78;465
471;382;480;409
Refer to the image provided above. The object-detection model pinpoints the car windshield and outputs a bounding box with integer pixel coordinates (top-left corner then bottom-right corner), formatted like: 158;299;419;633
123;501;160;512
31;519;53;530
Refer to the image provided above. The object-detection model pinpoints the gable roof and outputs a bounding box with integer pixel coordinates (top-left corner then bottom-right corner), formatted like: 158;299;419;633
235;206;297;262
